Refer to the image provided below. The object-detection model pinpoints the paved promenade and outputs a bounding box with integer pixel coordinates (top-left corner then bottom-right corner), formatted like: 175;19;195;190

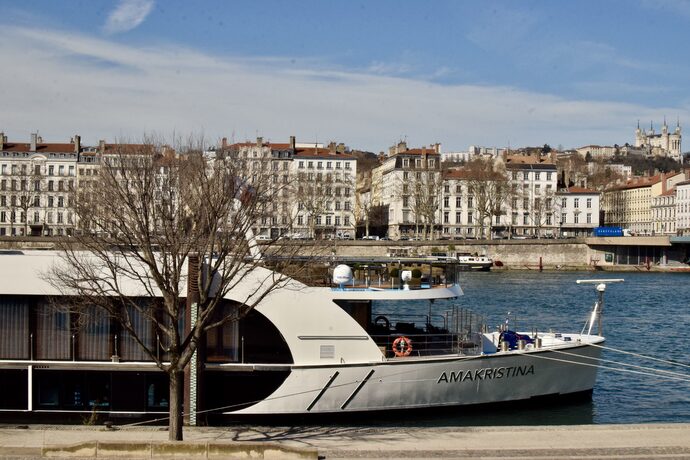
1;423;690;459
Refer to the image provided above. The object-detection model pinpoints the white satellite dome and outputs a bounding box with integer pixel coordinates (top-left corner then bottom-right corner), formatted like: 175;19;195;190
332;264;353;285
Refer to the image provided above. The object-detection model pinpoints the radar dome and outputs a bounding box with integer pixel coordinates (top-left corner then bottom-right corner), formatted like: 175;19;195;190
332;264;353;285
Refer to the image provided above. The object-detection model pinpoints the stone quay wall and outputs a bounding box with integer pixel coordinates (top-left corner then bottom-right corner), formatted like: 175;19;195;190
2;236;683;271
327;239;592;270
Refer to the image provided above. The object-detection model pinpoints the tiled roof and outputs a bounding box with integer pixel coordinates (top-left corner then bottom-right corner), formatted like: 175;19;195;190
229;142;292;150
608;174;661;191
505;162;557;170
444;169;474;180
562;186;599;194
293;147;354;159
1;142;77;153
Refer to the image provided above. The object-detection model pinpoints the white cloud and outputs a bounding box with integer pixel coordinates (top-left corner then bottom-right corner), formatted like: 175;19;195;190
103;0;154;35
0;25;687;153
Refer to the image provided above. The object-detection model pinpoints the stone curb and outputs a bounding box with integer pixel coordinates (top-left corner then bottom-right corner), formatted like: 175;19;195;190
36;441;317;459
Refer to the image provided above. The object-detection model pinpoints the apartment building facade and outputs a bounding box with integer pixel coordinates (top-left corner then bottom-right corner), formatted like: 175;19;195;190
373;142;442;239
602;172;686;234
221;137;356;239
651;189;676;235
504;162;559;237
676;180;690;236
556;187;601;237
0;133;80;236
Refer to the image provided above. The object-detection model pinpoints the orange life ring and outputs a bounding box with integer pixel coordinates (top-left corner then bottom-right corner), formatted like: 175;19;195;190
392;336;413;357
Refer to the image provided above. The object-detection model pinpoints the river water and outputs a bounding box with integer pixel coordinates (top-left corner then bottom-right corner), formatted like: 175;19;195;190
367;271;690;426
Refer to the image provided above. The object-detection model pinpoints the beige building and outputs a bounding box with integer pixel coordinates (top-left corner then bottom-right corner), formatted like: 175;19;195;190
602;172;686;234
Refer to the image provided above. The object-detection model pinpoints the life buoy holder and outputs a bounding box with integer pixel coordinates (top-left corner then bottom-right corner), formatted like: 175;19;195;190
392;336;413;357
374;315;390;330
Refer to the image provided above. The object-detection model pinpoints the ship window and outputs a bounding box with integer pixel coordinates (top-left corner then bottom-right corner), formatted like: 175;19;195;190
206;300;240;363
238;309;293;364
119;300;155;361
0;370;28;409
35;303;71;360
0;296;29;359
78;306;111;361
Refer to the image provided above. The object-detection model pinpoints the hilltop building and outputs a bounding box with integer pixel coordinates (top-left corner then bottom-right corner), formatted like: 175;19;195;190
634;119;682;161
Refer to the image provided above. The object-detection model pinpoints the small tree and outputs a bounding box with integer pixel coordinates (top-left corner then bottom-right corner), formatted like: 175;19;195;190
47;137;315;440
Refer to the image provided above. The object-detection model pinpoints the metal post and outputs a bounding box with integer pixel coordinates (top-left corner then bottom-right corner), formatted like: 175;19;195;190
597;286;605;336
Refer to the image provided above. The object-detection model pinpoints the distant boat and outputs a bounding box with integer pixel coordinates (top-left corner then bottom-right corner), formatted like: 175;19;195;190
456;253;493;271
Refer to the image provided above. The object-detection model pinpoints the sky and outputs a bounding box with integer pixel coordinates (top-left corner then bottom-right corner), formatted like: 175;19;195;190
1;0;689;153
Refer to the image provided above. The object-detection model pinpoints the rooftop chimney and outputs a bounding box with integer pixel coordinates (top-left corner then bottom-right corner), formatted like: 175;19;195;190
30;133;38;152
0;132;4;150
221;137;227;148
256;136;263;147
289;135;296;150
98;139;105;153
73;134;81;153
328;141;337;154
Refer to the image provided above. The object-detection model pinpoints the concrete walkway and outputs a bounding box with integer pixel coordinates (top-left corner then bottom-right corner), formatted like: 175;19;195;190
1;423;690;459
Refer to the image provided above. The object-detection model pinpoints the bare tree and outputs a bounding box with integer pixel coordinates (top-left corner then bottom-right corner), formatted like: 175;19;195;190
394;169;442;240
529;189;558;237
293;171;332;238
356;172;383;237
464;158;511;239
11;162;41;236
588;161;626;191
47;137;314;440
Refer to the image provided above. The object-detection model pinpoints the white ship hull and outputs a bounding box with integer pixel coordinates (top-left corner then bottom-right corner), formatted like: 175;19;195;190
228;338;603;415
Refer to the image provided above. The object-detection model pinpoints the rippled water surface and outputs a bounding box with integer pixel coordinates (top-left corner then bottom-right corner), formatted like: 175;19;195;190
367;271;690;426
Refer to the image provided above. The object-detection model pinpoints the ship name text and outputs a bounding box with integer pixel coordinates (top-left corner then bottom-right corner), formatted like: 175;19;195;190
437;364;535;384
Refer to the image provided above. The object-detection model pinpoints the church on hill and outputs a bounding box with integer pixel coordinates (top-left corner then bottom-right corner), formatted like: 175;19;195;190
634;119;682;161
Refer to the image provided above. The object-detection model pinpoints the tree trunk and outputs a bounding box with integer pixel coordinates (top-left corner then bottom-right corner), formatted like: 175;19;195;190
168;369;184;441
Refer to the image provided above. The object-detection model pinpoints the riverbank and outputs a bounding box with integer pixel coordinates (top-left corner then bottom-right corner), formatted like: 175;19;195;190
1;424;689;459
3;236;690;272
